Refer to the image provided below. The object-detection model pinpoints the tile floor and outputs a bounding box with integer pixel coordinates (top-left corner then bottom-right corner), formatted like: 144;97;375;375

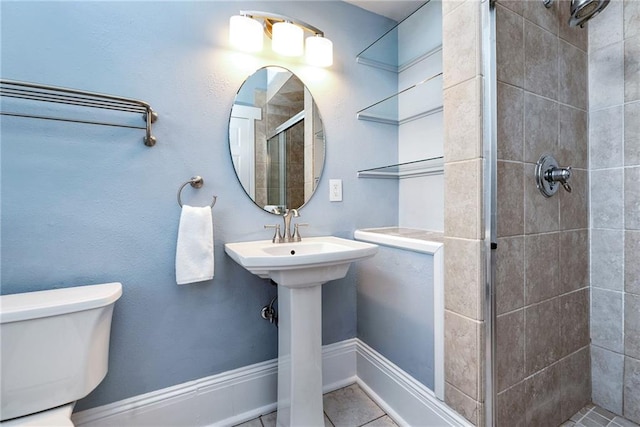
562;404;640;427
237;386;640;427
234;383;398;427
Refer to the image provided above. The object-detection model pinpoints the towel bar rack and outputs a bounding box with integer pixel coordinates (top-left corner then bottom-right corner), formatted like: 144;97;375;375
177;176;217;208
0;79;158;146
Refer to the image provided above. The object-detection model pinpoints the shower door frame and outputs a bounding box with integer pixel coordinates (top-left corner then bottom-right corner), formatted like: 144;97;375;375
482;1;497;426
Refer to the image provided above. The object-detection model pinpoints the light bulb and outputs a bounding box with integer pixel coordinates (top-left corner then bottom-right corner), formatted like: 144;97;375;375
305;35;333;67
272;21;303;56
229;15;263;52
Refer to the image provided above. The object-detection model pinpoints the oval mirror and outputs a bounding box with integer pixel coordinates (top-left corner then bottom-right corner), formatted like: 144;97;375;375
229;66;326;214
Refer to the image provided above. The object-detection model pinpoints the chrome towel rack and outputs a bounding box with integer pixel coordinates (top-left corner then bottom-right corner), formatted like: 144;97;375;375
177;176;217;208
0;79;158;146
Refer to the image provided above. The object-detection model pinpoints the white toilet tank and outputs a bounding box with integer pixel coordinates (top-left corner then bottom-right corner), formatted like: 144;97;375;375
0;282;122;422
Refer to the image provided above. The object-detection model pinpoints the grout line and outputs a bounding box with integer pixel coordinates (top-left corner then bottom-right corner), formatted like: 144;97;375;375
358;414;388;427
323;410;335;427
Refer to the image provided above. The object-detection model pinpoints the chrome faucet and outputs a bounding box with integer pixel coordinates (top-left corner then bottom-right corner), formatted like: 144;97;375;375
265;209;307;243
282;209;299;242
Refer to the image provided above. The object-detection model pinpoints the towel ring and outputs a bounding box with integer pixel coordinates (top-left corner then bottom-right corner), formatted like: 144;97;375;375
177;176;217;208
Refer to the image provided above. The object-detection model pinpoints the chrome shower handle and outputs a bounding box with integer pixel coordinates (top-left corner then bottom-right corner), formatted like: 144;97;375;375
545;165;572;193
535;154;572;197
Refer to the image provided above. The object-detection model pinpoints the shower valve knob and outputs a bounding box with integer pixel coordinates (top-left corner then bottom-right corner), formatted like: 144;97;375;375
535;154;573;197
546;166;571;184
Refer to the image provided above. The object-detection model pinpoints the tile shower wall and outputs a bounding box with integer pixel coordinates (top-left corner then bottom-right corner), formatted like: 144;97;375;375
494;1;591;426
588;1;640;423
442;0;486;424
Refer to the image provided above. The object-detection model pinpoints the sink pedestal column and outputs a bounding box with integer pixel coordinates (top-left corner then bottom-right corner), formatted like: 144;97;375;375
276;284;324;427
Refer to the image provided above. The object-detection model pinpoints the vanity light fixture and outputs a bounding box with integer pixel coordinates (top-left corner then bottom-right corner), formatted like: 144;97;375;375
229;11;333;67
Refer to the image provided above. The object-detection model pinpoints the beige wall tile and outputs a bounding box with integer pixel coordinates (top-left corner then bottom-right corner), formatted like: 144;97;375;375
624;101;640;165
625;230;640;295
523;0;560;36
590;42;625;111
559;104;588;170
525;362;563;427
445;310;480;399
496;4;524;87
496;0;524;17
445;382;481;425
592;287;624;352
444;159;482;239
558;0;588;51
496;309;525;392
625;294;640;359
559;229;589;293
590;105;624;170
524;21;559;100
592;345;624;414
591;169;624;229
444;237;483;320
496;382;526;427
625;0;640;39
442;0;465;17
625;34;640;102
624;356;640;424
524;163;560;234
625;167;640;229
559;347;591;421
497;83;524;162
496;236;525;314
443;0;481;89
525;298;562;375
589;0;623;52
443;77;482;162
560;289;590;357
524;92;559;164
497;161;524;237
559;168;588;230
525;233;560;304
559;40;588;110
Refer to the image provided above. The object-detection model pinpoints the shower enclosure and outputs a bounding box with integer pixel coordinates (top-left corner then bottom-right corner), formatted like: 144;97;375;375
266;117;305;210
443;0;639;425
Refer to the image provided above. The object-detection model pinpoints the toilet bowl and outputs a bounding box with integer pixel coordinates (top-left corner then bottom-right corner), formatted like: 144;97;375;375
0;282;122;426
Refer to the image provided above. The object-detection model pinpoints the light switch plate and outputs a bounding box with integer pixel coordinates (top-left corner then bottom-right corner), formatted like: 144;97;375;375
329;179;342;202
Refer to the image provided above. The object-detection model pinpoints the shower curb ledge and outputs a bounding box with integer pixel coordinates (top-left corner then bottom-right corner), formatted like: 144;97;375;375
71;339;469;427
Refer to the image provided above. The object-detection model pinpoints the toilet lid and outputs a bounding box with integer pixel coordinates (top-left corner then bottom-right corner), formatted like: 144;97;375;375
0;404;74;427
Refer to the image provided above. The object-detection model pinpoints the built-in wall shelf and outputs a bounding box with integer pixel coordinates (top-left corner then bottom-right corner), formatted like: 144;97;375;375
356;1;442;73
356;72;442;125
355;227;443;253
357;156;443;179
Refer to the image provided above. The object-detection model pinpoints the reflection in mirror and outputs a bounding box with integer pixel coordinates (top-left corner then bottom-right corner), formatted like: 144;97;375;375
230;66;325;214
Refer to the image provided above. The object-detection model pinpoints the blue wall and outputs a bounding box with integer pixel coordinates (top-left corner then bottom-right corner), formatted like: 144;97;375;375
357;246;436;390
0;1;398;410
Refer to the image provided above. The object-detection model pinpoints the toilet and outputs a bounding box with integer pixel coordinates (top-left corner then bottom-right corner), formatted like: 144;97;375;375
0;282;122;426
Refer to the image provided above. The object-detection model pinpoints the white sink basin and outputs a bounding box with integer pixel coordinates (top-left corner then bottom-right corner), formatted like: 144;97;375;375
224;236;378;288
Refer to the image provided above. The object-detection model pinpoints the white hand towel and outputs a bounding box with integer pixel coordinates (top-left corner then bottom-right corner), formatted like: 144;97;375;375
176;205;214;285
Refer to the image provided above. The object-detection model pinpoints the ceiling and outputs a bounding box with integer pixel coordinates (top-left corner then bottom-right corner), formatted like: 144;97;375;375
343;1;426;22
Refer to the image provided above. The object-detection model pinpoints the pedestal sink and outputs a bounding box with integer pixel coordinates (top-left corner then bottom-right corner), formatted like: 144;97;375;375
224;236;378;427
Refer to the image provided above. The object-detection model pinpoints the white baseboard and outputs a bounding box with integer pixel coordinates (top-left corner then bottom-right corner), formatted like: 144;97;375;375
355;340;471;427
72;339;468;427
